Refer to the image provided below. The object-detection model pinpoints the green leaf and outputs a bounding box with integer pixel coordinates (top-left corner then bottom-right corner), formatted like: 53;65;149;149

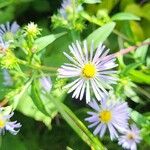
124;85;143;104
134;38;150;62
16;79;66;128
49;95;105;150
141;3;150;21
83;0;101;4
111;12;140;21
17;94;52;128
35;32;66;52
120;21;135;42
86;22;116;48
66;147;74;150
1;134;27;150
125;4;143;17
131;110;147;125
121;62;142;76
30;79;49;116
43;33;72;67
48;79;105;150
130;70;150;85
7;78;33;110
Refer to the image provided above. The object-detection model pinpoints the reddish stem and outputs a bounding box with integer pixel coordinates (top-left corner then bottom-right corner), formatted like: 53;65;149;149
0;98;8;107
104;41;150;60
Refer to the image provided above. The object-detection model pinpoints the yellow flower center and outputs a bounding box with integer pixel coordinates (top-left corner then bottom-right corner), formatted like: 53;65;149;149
82;63;96;78
0;117;5;128
4;32;14;41
127;133;135;140
99;110;112;123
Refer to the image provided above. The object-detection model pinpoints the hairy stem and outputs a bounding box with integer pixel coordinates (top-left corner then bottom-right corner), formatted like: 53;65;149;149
18;59;57;72
104;41;150;60
114;41;150;57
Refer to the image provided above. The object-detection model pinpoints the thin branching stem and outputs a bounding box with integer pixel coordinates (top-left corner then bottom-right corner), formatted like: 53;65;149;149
114;41;150;57
104;41;150;60
18;59;58;72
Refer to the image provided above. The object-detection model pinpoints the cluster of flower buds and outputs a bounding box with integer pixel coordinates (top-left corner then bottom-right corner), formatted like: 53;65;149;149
24;22;41;39
52;0;84;31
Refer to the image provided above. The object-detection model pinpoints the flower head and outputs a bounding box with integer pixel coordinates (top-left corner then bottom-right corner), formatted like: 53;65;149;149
58;40;118;103
39;76;52;93
0;108;21;135
24;22;41;38
0;37;9;53
0;22;19;41
3;69;13;86
118;124;141;150
59;0;72;19
1;50;18;69
85;99;129;140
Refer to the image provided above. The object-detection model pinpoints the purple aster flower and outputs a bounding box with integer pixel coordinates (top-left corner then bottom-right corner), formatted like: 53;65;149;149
0;21;19;36
39;76;52;93
85;99;129;140
0;108;21;135
59;0;72;18
0;37;9;52
118;124;141;150
0;22;19;41
58;40;118;103
2;69;13;86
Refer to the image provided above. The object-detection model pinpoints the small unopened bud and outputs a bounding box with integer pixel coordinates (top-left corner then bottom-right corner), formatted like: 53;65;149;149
25;22;41;38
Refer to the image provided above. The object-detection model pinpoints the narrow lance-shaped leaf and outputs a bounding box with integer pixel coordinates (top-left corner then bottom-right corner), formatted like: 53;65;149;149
48;80;105;149
130;70;150;85
131;110;147;125
30;79;49;116
111;12;140;21
134;38;150;62
49;94;105;150
35;32;66;52
86;22;116;49
7;78;33;110
83;0;101;4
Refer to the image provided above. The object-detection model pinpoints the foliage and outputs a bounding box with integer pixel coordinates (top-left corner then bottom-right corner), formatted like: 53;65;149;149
0;0;150;150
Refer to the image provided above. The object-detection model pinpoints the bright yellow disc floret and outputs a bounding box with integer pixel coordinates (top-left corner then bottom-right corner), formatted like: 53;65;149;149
99;110;112;123
82;63;96;78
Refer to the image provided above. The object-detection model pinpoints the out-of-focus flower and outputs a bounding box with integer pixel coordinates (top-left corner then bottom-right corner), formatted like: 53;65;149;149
24;22;41;38
0;22;19;41
0;37;9;53
0;51;18;69
52;0;84;31
39;76;52;93
3;69;13;86
118;124;141;150
59;0;72;19
58;40;118;103
85;99;129;140
0;108;21;135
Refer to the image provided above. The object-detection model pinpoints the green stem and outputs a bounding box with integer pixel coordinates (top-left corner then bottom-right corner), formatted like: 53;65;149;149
49;95;105;150
135;86;150;100
0;137;2;149
71;0;76;26
18;59;57;72
113;29;132;43
117;37;126;68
